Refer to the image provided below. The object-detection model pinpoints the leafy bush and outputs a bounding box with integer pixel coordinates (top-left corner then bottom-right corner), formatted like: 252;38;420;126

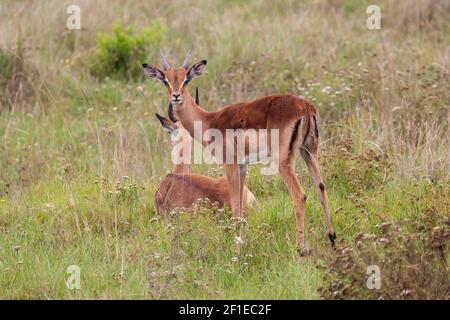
323;139;393;193
318;215;450;300
0;50;14;88
0;30;37;110
89;21;165;80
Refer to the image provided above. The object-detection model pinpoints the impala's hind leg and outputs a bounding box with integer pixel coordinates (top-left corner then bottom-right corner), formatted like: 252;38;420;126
300;145;336;249
278;155;309;255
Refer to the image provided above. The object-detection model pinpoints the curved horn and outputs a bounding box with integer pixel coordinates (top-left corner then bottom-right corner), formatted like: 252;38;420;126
167;102;178;123
159;49;171;70
181;47;192;69
195;87;199;105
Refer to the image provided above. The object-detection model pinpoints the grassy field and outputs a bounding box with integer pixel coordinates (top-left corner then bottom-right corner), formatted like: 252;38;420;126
0;0;449;299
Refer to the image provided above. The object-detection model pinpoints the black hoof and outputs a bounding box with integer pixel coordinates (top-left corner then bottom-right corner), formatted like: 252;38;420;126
297;242;310;256
328;232;337;250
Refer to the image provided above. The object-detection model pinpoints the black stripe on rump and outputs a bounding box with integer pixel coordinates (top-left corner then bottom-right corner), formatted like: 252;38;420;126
312;115;319;138
289;118;303;152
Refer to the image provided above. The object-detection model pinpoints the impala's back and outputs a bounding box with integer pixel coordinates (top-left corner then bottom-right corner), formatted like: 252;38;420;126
154;174;229;214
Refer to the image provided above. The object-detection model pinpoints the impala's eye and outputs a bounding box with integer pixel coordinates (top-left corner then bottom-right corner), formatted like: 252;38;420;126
163;79;169;87
183;79;189;86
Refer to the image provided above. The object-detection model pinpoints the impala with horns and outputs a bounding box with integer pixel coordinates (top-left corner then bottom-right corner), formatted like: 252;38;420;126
154;91;255;214
143;49;336;254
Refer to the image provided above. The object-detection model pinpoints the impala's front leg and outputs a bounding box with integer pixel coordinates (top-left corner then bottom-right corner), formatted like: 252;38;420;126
225;163;247;219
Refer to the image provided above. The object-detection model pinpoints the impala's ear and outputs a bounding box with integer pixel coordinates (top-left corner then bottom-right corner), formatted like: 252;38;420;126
142;63;166;82
186;60;207;82
155;113;177;133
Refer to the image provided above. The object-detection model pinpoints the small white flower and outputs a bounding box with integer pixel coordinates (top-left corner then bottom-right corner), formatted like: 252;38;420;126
234;236;244;245
45;203;55;209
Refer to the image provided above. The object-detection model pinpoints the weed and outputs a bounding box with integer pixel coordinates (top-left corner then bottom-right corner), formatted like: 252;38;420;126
0;29;37;109
319;217;450;300
323;139;393;194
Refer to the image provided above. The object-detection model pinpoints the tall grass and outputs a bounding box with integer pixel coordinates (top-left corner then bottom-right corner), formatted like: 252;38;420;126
0;0;448;299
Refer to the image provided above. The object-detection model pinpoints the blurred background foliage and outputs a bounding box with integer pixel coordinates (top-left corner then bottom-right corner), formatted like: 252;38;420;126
0;0;448;299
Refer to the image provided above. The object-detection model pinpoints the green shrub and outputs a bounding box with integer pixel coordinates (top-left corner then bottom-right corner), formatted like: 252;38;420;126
318;215;450;300
89;21;165;81
0;29;36;110
323;139;393;194
0;50;14;84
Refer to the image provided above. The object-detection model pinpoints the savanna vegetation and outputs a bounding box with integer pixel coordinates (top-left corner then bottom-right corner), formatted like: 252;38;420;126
0;0;449;299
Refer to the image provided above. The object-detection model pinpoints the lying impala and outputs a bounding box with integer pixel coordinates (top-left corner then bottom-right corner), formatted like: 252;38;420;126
144;50;336;254
154;93;255;215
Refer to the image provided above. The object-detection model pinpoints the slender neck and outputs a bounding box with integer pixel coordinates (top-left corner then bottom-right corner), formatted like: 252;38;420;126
171;132;192;174
175;90;211;139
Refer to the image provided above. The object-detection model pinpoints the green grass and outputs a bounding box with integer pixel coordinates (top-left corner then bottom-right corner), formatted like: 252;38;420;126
1;164;448;298
0;0;449;299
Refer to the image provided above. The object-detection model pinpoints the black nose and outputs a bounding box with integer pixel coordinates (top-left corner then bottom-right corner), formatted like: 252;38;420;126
173;93;180;99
